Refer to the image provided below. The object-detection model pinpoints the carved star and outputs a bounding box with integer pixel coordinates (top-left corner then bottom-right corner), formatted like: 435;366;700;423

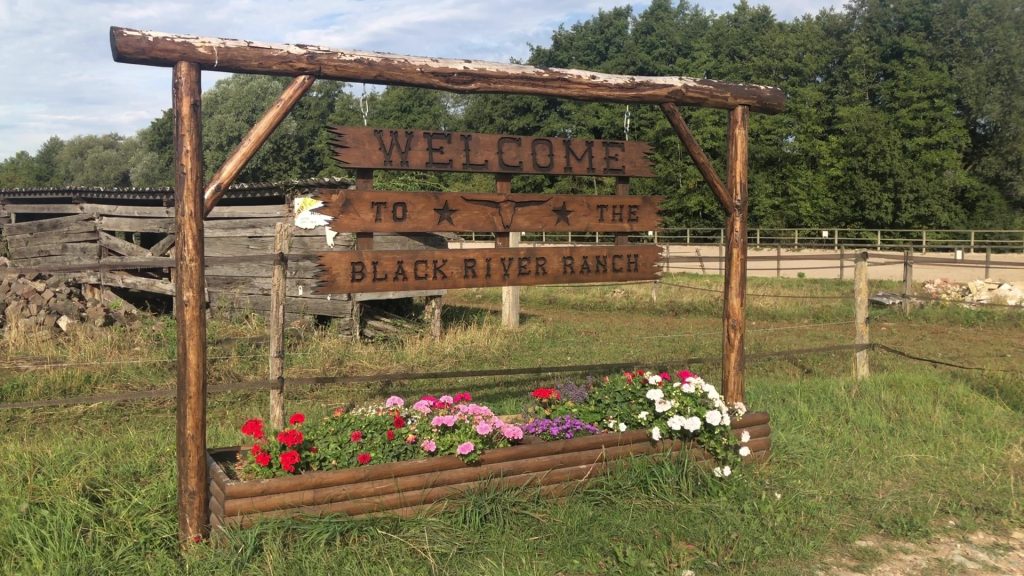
434;200;458;225
552;201;573;225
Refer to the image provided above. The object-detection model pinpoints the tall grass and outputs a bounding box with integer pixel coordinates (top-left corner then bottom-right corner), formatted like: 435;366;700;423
1;273;1021;574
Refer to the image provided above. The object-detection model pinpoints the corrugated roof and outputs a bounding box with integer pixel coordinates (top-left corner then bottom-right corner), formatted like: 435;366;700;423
0;176;353;202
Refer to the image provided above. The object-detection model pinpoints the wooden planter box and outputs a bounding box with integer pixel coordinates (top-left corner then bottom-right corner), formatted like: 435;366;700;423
207;412;771;530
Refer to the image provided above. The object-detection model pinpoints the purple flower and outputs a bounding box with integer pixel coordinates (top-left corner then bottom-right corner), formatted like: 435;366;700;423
456;441;475;455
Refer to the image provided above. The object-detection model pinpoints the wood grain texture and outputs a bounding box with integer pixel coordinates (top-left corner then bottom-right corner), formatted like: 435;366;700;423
173;61;209;545
330;126;654;177
316;245;663;294
722;106;749;405
110;27;785;113
314;189;662;233
268;222;292;429
854;252;870;380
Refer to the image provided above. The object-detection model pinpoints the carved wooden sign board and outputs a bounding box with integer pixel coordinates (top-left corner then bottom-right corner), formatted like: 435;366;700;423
316;126;663;294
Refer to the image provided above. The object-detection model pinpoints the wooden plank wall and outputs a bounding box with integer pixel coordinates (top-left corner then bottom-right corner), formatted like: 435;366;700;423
1;201;447;327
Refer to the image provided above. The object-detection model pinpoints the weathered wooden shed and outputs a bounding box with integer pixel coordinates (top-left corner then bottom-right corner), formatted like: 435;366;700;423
0;177;445;335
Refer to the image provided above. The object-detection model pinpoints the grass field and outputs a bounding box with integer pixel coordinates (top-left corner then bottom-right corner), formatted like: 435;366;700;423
1;273;1021;575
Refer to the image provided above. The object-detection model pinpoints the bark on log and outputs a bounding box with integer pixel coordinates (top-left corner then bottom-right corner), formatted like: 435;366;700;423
173;61;209;545
109;27;785;114
722;106;749;405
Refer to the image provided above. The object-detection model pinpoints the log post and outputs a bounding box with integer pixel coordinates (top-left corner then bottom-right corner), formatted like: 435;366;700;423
172;61;208;545
495;174;520;328
203;75;314;216
722;106;749;405
853;252;870;380
269;221;292;429
902;249;913;314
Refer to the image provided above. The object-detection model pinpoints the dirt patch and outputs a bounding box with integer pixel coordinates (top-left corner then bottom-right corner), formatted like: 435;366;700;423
820;529;1024;575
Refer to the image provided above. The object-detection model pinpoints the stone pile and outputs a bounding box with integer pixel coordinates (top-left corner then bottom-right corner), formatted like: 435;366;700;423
0;272;133;333
922;278;1023;306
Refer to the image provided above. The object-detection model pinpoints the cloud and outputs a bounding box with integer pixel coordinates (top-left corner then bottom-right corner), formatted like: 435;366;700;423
0;0;842;160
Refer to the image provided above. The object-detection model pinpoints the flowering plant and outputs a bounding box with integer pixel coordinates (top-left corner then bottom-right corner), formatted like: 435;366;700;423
239;412;313;478
526;377;593;418
236;393;525;478
409;393;523;463
521;415;599;441
568;369;751;476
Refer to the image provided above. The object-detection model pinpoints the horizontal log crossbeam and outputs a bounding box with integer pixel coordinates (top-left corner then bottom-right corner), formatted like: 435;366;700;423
110;27;785;113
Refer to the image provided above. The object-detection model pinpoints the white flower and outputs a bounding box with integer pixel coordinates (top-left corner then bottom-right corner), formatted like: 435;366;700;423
606;420;618;430
654;398;673;413
681;382;696;394
637;411;649;421
740;431;751;443
713;466;732;478
731;402;747;417
714;397;727;411
774;492;782;500
683;416;702;432
738;446;751;457
721;413;731;427
702;383;720;400
666;415;686;431
645;388;664;401
648;374;663;385
704;409;723;427
650;426;662;441
618;422;628;432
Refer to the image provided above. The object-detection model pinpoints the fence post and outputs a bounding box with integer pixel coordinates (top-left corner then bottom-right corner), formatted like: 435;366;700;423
970;230;975;254
902;249;913;314
854;252;870;380
985;247;992;278
876;230;881;250
756;228;760;247
794;229;798;248
776;246;781;278
269;221;292;430
922;230;927;254
839;246;845;281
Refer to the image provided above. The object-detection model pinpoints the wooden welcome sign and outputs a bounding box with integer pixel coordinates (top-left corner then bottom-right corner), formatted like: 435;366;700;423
316;126;662;294
330;127;654;176
314;190;662;233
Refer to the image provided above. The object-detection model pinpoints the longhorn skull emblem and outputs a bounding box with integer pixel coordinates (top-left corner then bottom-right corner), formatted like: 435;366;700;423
460;196;551;230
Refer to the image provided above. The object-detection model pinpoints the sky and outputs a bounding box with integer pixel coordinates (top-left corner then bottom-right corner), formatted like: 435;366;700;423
0;0;844;161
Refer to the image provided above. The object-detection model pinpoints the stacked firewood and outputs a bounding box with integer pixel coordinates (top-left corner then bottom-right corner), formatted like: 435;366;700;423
0;272;134;333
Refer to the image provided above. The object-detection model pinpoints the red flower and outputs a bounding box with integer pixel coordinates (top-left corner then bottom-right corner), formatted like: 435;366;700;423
532;387;559;400
659;371;670;381
255;451;271;467
357;452;372;465
279;450;301;473
332;407;346;417
386;429;396;441
453;392;472;403
288;413;305;425
241;418;264;439
624;372;634;382
393;415;406;429
350;430;363;443
277;429;304;448
250;444;263;456
419;395;437;403
677;370;695;381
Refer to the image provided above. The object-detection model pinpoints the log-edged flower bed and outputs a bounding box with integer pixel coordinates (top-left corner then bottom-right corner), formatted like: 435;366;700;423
208;370;771;530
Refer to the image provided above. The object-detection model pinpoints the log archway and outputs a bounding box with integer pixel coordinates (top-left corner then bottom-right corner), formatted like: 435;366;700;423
109;26;784;544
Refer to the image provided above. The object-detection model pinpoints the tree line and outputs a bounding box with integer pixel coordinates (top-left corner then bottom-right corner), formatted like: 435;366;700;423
1;0;1021;229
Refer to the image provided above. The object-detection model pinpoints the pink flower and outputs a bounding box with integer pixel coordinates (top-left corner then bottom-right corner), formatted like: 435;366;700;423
431;415;457;427
439;395;454;405
501;425;524;440
677;370;696;381
385;395;404;408
420;439;437;453
456;441;475;456
475;421;493;435
453;392;472;403
412;400;432;414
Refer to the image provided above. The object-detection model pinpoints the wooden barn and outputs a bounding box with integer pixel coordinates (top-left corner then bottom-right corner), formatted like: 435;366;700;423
0;178;446;336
